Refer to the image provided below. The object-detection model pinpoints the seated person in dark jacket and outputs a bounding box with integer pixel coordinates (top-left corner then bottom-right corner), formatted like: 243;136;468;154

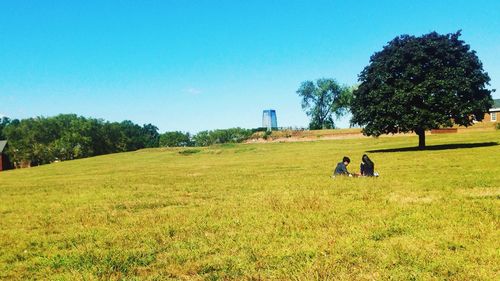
360;154;375;176
333;156;351;176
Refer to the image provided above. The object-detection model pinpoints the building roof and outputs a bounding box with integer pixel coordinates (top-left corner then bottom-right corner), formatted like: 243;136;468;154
0;140;6;153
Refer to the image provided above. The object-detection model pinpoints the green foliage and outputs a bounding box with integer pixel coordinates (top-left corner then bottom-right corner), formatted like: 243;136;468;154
2;113;256;165
251;127;268;133
193;128;252;146
262;130;272;140
142;123;160;148
0;117;11;140
0;129;499;279
351;31;493;148
160;131;193;147
178;148;201;155
496;123;500;130
2;114;160;166
115;120;149;151
296;78;352;129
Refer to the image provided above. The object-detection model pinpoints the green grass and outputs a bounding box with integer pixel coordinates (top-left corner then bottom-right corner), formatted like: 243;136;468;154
1;130;499;280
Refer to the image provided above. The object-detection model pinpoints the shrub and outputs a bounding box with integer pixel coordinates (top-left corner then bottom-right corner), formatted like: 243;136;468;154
251;127;268;133
193;128;252;146
262;130;272;140
178;149;201;155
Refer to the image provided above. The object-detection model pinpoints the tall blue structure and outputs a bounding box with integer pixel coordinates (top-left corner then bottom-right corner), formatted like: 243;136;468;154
262;109;278;130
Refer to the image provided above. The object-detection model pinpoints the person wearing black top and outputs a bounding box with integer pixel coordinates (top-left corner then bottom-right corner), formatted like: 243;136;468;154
360;154;375;176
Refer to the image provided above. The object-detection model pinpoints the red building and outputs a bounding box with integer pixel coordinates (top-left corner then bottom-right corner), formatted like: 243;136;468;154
0;140;11;171
484;99;500;123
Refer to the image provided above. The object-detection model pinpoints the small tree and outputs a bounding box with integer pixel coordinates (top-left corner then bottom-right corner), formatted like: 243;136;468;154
296;78;351;129
351;31;494;148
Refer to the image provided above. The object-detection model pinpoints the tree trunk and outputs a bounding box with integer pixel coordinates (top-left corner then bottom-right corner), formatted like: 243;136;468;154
416;128;425;149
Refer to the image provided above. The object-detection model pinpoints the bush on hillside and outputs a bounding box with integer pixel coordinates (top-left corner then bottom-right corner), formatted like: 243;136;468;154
193;128;252;146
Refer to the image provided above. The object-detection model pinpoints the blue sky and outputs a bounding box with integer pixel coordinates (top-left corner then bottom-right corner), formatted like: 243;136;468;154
1;0;499;132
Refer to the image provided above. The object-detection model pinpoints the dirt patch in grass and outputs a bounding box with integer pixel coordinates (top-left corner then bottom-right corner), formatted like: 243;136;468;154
388;193;438;204
456;188;500;199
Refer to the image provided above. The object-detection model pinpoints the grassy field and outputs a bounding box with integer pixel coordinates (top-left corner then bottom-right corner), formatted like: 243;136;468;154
1;130;499;280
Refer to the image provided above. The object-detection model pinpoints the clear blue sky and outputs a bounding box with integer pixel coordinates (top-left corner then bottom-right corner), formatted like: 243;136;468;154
1;0;499;132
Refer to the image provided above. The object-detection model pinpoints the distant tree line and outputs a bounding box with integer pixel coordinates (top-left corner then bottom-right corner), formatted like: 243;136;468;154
159;128;253;147
0;114;255;167
0;114;160;167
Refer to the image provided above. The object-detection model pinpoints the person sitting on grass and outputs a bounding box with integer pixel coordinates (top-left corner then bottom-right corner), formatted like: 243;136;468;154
333;156;352;177
360;154;379;177
360;154;374;176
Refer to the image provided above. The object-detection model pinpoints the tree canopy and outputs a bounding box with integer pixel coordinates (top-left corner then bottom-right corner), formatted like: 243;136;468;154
0;117;11;140
192;128;253;146
2;114;160;166
296;78;351;129
351;31;494;148
160;131;193;147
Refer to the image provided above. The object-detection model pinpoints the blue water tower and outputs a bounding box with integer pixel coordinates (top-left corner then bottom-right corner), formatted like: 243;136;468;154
262;109;278;130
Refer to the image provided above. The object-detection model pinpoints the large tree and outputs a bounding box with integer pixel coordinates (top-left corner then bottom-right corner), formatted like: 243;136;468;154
296;78;351;129
142;123;160;148
351;31;493;149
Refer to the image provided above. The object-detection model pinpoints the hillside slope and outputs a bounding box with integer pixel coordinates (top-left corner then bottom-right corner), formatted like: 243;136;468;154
1;131;499;280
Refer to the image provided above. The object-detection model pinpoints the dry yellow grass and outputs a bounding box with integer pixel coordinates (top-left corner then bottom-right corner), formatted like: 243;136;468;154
1;129;499;280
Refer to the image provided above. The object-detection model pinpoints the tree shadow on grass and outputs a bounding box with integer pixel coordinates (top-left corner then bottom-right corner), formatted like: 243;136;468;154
367;142;499;153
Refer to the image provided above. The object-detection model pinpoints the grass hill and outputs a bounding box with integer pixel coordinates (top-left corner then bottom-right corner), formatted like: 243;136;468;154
1;130;499;280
